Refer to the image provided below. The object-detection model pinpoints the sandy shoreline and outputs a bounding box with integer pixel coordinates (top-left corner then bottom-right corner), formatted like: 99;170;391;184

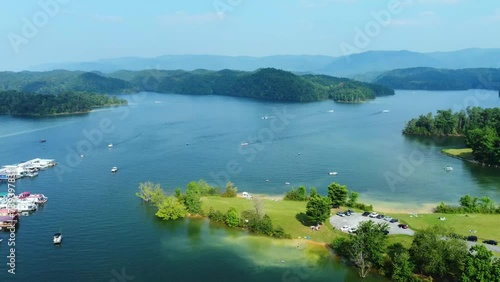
240;194;436;214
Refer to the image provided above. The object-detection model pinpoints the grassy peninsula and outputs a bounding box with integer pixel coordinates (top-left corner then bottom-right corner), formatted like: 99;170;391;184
137;180;500;281
0;68;394;103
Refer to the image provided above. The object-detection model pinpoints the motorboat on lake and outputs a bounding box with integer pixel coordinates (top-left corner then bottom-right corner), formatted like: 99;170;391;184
328;109;334;113
382;110;390;113
444;166;453;172
108;143;113;148
241;142;249;146
111;166;118;173
53;233;62;244
329;172;338;175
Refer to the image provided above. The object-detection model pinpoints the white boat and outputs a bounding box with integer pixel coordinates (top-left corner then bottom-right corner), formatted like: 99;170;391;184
241;142;249;146
285;182;290;185
26;194;48;205
111;167;118;173
328;109;334;113
16;202;37;212
53;233;62;244
108;143;113;148
262;116;269;120
382;110;390;113
329;172;338;175
444;166;453;171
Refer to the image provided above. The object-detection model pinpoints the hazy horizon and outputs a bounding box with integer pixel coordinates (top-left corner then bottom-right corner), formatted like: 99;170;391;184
1;0;500;71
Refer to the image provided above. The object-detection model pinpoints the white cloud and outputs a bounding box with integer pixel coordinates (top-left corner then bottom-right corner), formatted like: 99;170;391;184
157;12;220;26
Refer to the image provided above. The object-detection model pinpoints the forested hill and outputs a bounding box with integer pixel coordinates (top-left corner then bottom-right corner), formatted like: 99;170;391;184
403;107;500;165
0;68;394;103
0;70;134;94
111;68;394;102
374;67;500;90
0;90;127;116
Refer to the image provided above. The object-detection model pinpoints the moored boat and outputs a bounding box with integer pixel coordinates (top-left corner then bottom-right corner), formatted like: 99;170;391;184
111;166;118;173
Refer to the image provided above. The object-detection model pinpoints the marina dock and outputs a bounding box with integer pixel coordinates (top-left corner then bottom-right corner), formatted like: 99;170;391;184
0;158;57;182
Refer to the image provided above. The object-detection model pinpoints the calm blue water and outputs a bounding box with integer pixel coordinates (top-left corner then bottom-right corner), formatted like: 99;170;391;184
0;90;499;281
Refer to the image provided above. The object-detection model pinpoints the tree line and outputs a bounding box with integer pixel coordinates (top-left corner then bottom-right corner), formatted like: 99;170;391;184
135;180;291;239
435;194;500;214
375;67;500;91
0;90;127;116
403;107;500;165
333;223;500;281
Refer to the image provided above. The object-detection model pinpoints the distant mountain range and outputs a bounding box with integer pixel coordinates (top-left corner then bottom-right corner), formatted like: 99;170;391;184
33;48;500;79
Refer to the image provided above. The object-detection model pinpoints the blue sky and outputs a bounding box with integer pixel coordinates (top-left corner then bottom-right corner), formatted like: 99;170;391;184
1;0;499;70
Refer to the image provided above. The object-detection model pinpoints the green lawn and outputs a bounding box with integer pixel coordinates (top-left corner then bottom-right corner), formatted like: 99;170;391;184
201;196;500;249
201;196;342;243
384;212;500;242
442;148;474;160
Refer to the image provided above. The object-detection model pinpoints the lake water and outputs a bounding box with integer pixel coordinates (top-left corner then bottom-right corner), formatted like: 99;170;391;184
0;90;499;281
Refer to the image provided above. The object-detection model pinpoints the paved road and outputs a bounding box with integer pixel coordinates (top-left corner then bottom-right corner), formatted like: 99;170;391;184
466;241;500;253
329;213;415;235
329;213;500;253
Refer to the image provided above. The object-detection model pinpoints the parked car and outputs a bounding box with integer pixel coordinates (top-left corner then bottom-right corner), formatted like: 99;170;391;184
348;227;357;233
390;218;398;223
484;240;498;245
384;216;393;222
344;211;351;216
362;211;371;217
466;236;478;242
398;224;409;229
340;226;350;231
376;214;385;219
336;212;345;217
369;212;379;218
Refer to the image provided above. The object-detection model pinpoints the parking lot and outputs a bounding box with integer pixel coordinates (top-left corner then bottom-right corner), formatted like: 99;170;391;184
329;212;415;236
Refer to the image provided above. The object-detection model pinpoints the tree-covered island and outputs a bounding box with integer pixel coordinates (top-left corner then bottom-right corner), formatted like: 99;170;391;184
403;107;500;166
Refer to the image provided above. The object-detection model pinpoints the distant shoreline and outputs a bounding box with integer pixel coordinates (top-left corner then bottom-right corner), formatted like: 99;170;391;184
10;103;127;118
